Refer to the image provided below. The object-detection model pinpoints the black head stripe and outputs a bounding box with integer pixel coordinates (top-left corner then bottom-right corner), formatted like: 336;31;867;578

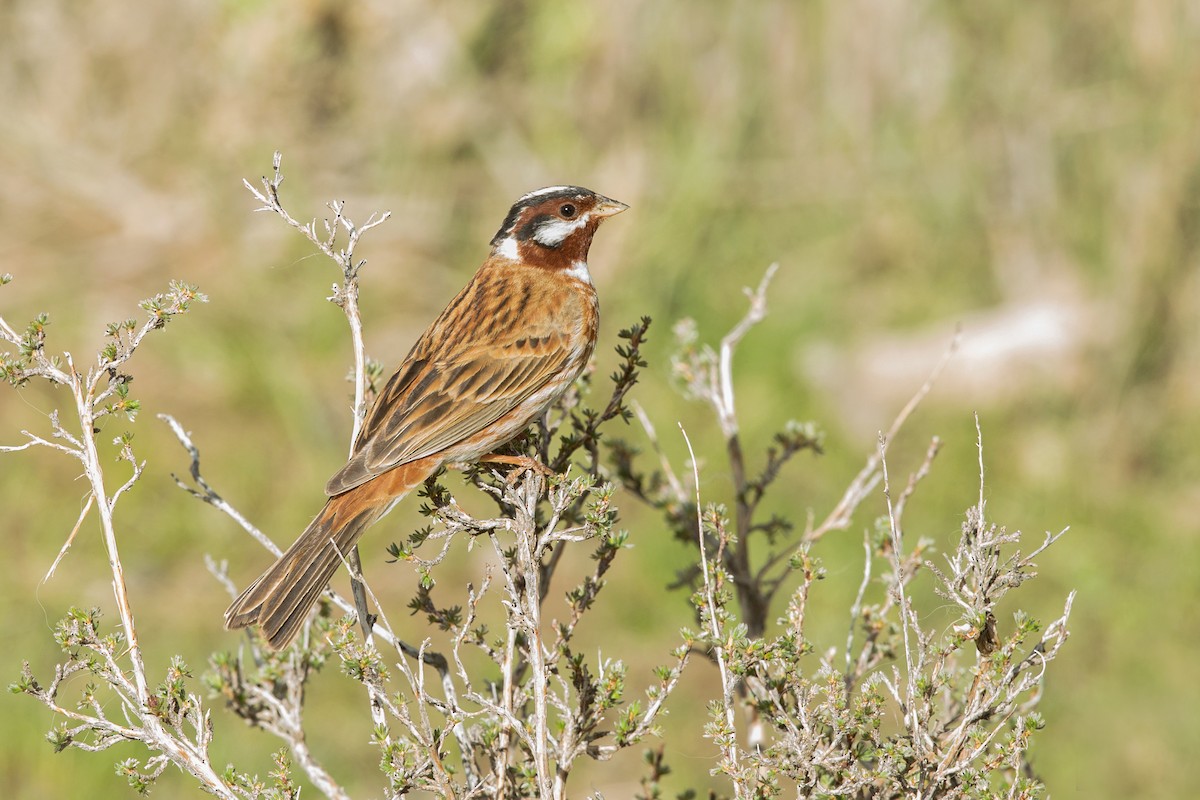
489;186;591;245
517;213;555;243
490;205;524;246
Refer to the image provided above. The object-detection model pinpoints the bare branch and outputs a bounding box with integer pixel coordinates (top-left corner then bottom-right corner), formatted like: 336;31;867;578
804;327;960;545
159;413;281;557
43;492;94;582
716;262;778;438
680;423;741;783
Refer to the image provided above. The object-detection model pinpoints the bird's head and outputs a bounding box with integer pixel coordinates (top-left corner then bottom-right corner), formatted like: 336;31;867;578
490;186;628;278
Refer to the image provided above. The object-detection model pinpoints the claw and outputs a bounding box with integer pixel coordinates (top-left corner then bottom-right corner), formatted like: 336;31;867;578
478;453;556;485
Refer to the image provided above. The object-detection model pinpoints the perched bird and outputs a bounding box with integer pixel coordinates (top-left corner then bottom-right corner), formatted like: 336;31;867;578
225;186;628;649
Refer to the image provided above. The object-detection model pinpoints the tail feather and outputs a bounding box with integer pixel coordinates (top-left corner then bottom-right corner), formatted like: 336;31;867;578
225;458;438;649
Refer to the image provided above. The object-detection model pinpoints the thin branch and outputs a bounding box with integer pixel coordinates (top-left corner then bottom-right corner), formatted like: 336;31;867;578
716;262;778;438
843;530;872;683
159;414;281;557
245;153;391;646
43;492;94;582
878;434;916;739
1;429;83;459
893;436;942;522
630;399;686;502
680;423;741;782
804;327;960;546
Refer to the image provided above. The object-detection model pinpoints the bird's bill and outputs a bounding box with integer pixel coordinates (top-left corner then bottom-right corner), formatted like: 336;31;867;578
593;196;629;218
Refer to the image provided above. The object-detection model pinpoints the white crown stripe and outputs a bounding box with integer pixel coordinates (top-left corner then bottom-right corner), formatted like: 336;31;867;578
516;185;587;204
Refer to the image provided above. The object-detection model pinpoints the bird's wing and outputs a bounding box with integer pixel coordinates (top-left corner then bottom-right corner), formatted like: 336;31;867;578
324;286;579;495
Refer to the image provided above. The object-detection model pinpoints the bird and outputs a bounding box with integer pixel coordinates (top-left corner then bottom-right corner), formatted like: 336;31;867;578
224;185;628;650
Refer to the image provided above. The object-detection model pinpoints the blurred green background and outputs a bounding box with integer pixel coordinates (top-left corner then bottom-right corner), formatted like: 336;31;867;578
2;1;1198;797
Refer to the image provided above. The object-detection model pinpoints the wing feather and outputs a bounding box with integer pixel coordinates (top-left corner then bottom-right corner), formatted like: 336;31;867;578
324;268;582;496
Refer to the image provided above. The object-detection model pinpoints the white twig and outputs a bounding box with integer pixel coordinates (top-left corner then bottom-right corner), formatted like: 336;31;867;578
975;412;986;532
159;414;282;557
43;492;94;582
804;327;960;545
716;263;778;438
631;399;686;501
1;430;83;459
844;530;872;677
64;352;148;704
245;152;392;645
878;434;916;738
680;423;741;784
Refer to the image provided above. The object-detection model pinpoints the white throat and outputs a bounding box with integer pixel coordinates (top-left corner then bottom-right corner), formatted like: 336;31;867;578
565;260;592;284
495;236;519;260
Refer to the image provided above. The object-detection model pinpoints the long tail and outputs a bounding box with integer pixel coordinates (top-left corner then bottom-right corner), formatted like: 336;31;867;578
224;459;438;650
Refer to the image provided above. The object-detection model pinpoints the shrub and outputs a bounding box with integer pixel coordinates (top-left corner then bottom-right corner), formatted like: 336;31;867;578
4;156;1072;799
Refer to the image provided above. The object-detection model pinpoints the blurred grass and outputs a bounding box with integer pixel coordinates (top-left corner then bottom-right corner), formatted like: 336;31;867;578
1;0;1198;797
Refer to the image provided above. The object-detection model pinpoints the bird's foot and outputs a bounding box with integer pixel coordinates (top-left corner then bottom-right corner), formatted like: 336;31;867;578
478;453;557;485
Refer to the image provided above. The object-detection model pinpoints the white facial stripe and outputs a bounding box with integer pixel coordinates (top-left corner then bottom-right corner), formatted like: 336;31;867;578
532;214;588;247
495;236;519;260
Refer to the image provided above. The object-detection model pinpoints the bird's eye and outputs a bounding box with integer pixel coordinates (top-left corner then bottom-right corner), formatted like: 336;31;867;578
559;203;577;218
